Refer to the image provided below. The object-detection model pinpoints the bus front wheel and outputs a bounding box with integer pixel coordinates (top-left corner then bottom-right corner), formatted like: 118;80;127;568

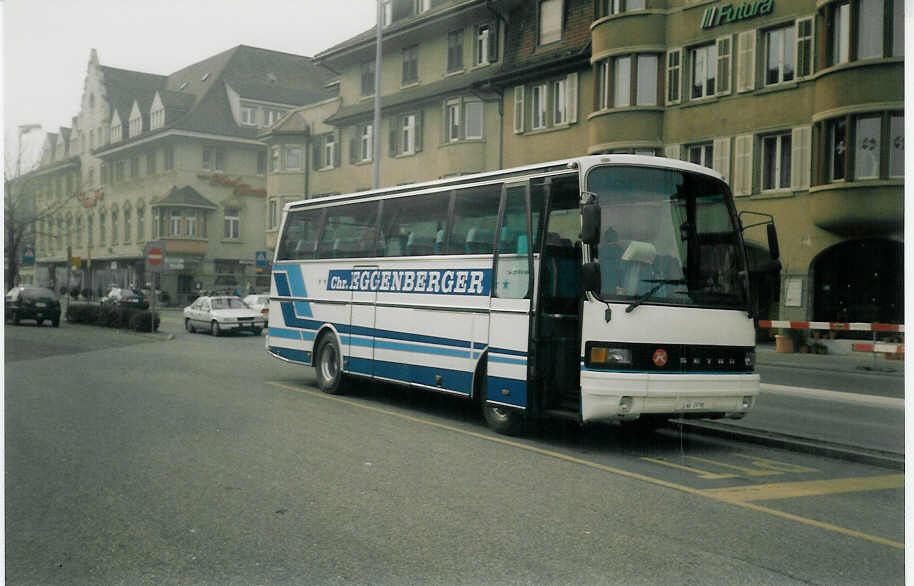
482;403;525;436
315;335;345;394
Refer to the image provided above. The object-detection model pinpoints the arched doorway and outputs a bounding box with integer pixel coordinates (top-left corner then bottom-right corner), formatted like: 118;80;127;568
811;239;903;324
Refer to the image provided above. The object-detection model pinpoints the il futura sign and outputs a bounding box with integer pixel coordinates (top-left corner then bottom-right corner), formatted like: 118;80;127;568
701;0;774;29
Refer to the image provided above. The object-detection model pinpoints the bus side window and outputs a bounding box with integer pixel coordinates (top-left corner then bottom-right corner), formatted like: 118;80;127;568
379;192;446;257
449;184;500;255
317;202;378;259
278;209;322;261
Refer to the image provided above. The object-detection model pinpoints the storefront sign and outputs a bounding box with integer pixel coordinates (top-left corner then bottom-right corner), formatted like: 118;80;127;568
701;0;774;29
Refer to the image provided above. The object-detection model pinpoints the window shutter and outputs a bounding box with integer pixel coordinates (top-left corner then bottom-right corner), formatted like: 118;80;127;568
666;48;682;105
791;126;811;190
733;134;754;195
415;110;424;152
716;36;732;96
713;137;731;183
349;129;357;164
488;21;499;63
513;86;525;133
663;144;680;160
566;72;578;124
737;30;756;93
389;118;398;156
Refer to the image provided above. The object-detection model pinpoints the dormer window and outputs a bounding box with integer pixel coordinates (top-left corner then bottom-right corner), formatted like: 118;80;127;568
240;105;257;126
111;123;122;142
150;108;165;130
129;115;142;138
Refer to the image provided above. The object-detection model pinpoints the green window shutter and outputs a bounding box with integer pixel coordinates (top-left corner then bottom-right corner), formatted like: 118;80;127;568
415;110;424;152
389;118;398;156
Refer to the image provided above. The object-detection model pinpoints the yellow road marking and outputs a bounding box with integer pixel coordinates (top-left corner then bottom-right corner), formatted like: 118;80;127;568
731;455;819;473
266;380;905;550
641;457;738;479
686;455;784;476
701;475;905;503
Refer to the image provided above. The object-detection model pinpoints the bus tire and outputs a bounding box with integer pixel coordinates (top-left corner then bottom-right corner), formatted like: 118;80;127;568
482;402;526;436
315;334;345;394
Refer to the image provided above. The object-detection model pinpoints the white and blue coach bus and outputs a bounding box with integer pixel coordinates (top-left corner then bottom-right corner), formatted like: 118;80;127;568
267;155;778;435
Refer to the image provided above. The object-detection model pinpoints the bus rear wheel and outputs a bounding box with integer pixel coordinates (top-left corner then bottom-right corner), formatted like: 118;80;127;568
482;403;525;436
315;335;345;394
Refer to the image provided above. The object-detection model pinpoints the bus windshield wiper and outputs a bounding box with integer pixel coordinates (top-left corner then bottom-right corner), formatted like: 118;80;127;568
625;279;686;313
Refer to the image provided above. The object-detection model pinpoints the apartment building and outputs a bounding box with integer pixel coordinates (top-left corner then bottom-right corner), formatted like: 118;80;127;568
279;0;902;325
28;46;335;304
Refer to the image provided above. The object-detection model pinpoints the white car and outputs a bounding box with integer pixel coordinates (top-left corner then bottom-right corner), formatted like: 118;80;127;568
183;295;266;336
242;294;270;318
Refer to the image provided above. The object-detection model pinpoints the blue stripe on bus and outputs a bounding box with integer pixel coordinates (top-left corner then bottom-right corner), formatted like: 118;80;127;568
489;355;527;365
268;327;301;340
490;347;528;357
269;346;311;364
274;272;292;297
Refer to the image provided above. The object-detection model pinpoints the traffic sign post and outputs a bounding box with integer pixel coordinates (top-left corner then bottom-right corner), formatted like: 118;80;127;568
144;240;166;315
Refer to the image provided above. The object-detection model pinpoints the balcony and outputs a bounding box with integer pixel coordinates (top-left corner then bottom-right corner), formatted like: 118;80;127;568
808;181;903;236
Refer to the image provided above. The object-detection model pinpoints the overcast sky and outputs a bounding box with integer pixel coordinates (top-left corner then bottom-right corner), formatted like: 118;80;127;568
2;0;378;172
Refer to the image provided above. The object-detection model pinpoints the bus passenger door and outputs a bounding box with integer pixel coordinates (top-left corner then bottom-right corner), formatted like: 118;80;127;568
488;183;533;412
348;264;378;377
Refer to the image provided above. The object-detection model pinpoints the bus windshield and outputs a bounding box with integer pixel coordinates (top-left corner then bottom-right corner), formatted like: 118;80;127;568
587;165;748;310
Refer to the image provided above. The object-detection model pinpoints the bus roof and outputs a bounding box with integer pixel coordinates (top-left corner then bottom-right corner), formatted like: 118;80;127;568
284;154;725;212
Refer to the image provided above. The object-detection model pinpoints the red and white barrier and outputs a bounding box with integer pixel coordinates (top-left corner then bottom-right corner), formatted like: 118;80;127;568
852;343;905;354
757;320;904;333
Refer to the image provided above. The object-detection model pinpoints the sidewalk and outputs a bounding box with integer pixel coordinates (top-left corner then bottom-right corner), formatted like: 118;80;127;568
755;342;904;376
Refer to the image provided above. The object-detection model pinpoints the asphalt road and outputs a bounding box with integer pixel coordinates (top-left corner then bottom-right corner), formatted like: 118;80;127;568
4;319;905;585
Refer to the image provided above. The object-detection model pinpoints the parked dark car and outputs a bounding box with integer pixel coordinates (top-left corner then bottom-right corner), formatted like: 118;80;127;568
5;286;61;327
102;287;150;310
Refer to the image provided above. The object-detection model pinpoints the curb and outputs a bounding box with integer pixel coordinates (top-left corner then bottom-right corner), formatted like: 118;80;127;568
671;419;904;470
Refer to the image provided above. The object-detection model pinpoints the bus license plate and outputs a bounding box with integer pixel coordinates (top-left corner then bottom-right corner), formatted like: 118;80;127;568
681;400;705;410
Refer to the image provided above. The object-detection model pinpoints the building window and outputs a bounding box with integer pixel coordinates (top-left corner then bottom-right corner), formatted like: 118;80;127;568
854;115;881;180
361;61;375;97
152;209;160;238
164;146;174;170
531;84;547;129
87;215;93;247
130;156;139;179
146;151;156;175
827;117;847;181
553;78;567;125
214;149;224;171
269;199;278;230
599;0;645;15
150;109;164;129
513;86;525;132
202;148;211;170
99;212;106;245
130;115;142;138
137;206;145;242
257;151;266;174
690;44;717;99
636;54;658;105
446;100;461;141
224;207;240;239
597;60;610;109
889;113;904;177
401;114;416;154
764;24;795;86
186;212;198;237
476;24;497;65
857;0;884;59
539;0;563;45
115;160;125;183
892;0;904;56
447;30;464;72
828;1;851;65
124;208;132;243
285;146;303;170
271;146;281;171
716;36;732;95
666;49;682;104
761;133;792;191
265;109;286;126
613;56;631;107
170;209;182;237
382;0;393;26
402;45;418;85
688;143;714;168
797;18;814;78
240;105;257;126
324;133;337;168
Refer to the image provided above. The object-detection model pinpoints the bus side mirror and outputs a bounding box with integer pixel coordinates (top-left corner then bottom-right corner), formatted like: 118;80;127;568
581;261;601;294
767;223;780;261
581;203;601;245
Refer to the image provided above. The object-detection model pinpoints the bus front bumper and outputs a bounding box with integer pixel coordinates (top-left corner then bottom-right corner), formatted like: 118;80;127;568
580;371;760;423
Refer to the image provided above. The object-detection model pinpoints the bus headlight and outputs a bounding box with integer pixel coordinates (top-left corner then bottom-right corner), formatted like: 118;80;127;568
590;347;632;366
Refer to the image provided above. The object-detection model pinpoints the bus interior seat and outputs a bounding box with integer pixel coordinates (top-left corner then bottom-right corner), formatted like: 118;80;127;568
621;241;657;295
407;233;435;256
517;234;529;255
385;235;406;256
465;228;494;254
499;228;519;254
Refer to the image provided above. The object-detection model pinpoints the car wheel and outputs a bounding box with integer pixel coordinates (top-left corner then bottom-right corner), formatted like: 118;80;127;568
315;335;345;394
211;321;221;336
185;318;194;333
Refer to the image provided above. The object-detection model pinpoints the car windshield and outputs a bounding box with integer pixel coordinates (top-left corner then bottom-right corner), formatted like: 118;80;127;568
212;297;247;310
587;165;749;310
21;288;58;301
